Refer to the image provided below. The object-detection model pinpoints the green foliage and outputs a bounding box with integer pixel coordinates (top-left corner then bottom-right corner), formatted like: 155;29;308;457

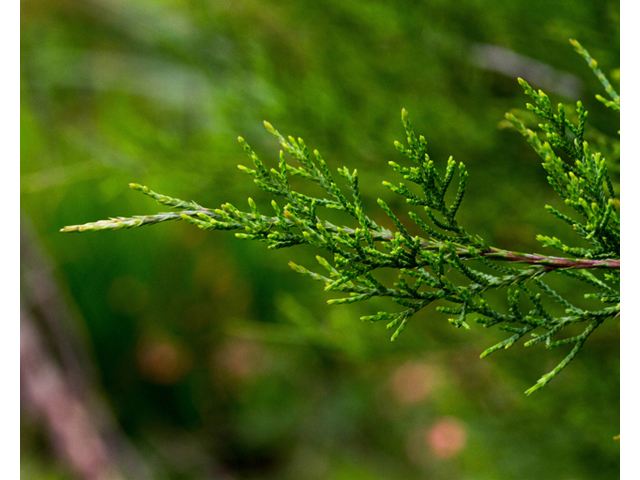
62;41;619;395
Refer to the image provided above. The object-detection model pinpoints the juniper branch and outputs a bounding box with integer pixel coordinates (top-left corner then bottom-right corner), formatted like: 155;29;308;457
61;40;619;394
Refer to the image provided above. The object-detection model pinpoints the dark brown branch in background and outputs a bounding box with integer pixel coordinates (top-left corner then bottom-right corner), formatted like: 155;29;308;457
21;314;122;480
21;219;152;480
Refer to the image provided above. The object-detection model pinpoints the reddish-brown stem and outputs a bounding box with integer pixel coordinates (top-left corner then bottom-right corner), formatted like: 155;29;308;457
478;248;620;270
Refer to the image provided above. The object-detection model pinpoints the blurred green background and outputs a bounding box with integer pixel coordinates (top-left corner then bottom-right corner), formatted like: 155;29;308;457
20;1;619;479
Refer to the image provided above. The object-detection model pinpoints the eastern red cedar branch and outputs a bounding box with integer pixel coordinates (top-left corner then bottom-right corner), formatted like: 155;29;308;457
62;209;619;270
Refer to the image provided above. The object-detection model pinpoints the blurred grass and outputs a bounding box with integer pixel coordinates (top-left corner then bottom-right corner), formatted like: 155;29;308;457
21;0;619;479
